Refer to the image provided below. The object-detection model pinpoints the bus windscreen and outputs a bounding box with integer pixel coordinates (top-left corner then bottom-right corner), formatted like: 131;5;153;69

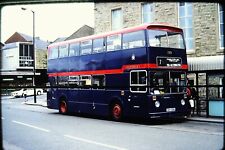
148;29;185;49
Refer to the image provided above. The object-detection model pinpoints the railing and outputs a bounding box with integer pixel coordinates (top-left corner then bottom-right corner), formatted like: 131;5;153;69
19;56;34;67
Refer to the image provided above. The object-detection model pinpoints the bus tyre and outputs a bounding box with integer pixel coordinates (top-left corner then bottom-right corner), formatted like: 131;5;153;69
59;100;68;115
111;103;123;121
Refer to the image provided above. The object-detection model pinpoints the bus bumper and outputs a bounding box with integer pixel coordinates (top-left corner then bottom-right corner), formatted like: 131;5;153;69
148;110;191;119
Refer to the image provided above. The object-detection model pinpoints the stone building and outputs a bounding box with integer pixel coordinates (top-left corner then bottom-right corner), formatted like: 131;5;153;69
94;2;224;117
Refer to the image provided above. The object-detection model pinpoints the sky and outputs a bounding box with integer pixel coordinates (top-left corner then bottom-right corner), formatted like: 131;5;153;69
1;3;94;43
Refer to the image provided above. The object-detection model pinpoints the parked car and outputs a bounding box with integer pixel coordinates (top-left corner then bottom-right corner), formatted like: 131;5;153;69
11;88;43;98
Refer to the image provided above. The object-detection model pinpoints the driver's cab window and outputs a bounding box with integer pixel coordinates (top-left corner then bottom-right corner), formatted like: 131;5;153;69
130;70;147;93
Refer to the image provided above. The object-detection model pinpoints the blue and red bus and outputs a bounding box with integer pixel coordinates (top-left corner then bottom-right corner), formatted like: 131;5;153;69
47;23;191;120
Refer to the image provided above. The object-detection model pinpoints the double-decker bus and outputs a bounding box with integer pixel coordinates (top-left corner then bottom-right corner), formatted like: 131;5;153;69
47;23;192;121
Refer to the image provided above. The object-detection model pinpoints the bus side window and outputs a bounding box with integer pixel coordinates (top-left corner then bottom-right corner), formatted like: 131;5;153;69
69;43;80;56
58;76;69;86
68;76;79;87
80;40;92;55
93;38;105;53
80;75;92;88
107;34;121;51
123;30;145;49
48;47;59;59
92;75;105;89
59;45;69;58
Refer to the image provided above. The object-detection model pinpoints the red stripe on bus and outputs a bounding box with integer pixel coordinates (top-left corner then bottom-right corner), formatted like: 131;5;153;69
48;64;188;77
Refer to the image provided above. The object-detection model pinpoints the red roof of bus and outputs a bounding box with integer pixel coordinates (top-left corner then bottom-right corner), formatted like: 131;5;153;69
48;23;183;48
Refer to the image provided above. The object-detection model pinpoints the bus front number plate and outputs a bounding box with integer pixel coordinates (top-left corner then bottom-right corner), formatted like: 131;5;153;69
166;108;176;112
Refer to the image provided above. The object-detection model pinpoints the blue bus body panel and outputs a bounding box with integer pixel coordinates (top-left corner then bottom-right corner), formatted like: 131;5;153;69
47;44;190;118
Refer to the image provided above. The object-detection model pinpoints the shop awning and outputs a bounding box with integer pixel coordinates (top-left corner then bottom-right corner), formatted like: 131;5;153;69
187;55;224;71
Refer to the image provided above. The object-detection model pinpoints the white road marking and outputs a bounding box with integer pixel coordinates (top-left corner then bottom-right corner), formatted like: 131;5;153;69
12;120;50;133
64;134;127;150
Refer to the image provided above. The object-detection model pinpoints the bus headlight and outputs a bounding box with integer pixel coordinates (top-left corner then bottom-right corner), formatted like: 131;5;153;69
155;101;160;108
181;99;185;106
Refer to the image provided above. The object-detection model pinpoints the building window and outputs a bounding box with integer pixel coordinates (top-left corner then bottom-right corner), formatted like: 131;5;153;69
178;2;194;51
111;8;123;30
142;3;154;23
219;4;224;49
19;43;34;67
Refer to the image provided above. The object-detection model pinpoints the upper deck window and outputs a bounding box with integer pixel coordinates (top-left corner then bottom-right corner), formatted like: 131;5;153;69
80;40;92;55
59;45;68;58
148;29;185;49
123;30;146;49
93;38;105;53
69;43;80;56
48;47;58;59
107;34;122;51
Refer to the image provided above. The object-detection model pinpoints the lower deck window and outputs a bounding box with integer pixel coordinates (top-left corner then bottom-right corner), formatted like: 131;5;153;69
130;70;147;93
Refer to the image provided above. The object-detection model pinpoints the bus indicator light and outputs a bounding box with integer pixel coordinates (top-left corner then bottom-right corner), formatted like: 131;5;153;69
121;90;125;96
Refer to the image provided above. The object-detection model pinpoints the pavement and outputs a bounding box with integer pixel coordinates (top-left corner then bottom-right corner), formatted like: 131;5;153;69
22;96;224;124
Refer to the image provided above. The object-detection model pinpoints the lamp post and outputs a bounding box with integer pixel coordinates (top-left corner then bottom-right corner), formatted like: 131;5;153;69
21;7;36;103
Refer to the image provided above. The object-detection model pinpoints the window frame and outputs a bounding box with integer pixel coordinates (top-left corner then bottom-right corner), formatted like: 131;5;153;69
122;30;146;49
141;2;154;23
111;8;123;31
178;2;195;53
68;76;80;88
218;3;224;49
92;75;106;90
59;44;69;58
80;40;92;56
69;42;80;56
130;70;147;93
93;37;106;54
106;34;122;52
48;46;59;59
79;75;92;89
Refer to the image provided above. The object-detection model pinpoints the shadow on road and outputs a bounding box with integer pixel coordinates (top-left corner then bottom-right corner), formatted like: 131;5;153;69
48;111;187;126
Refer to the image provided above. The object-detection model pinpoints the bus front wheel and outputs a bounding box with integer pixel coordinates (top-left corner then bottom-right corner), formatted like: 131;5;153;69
111;103;123;121
59;99;68;115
